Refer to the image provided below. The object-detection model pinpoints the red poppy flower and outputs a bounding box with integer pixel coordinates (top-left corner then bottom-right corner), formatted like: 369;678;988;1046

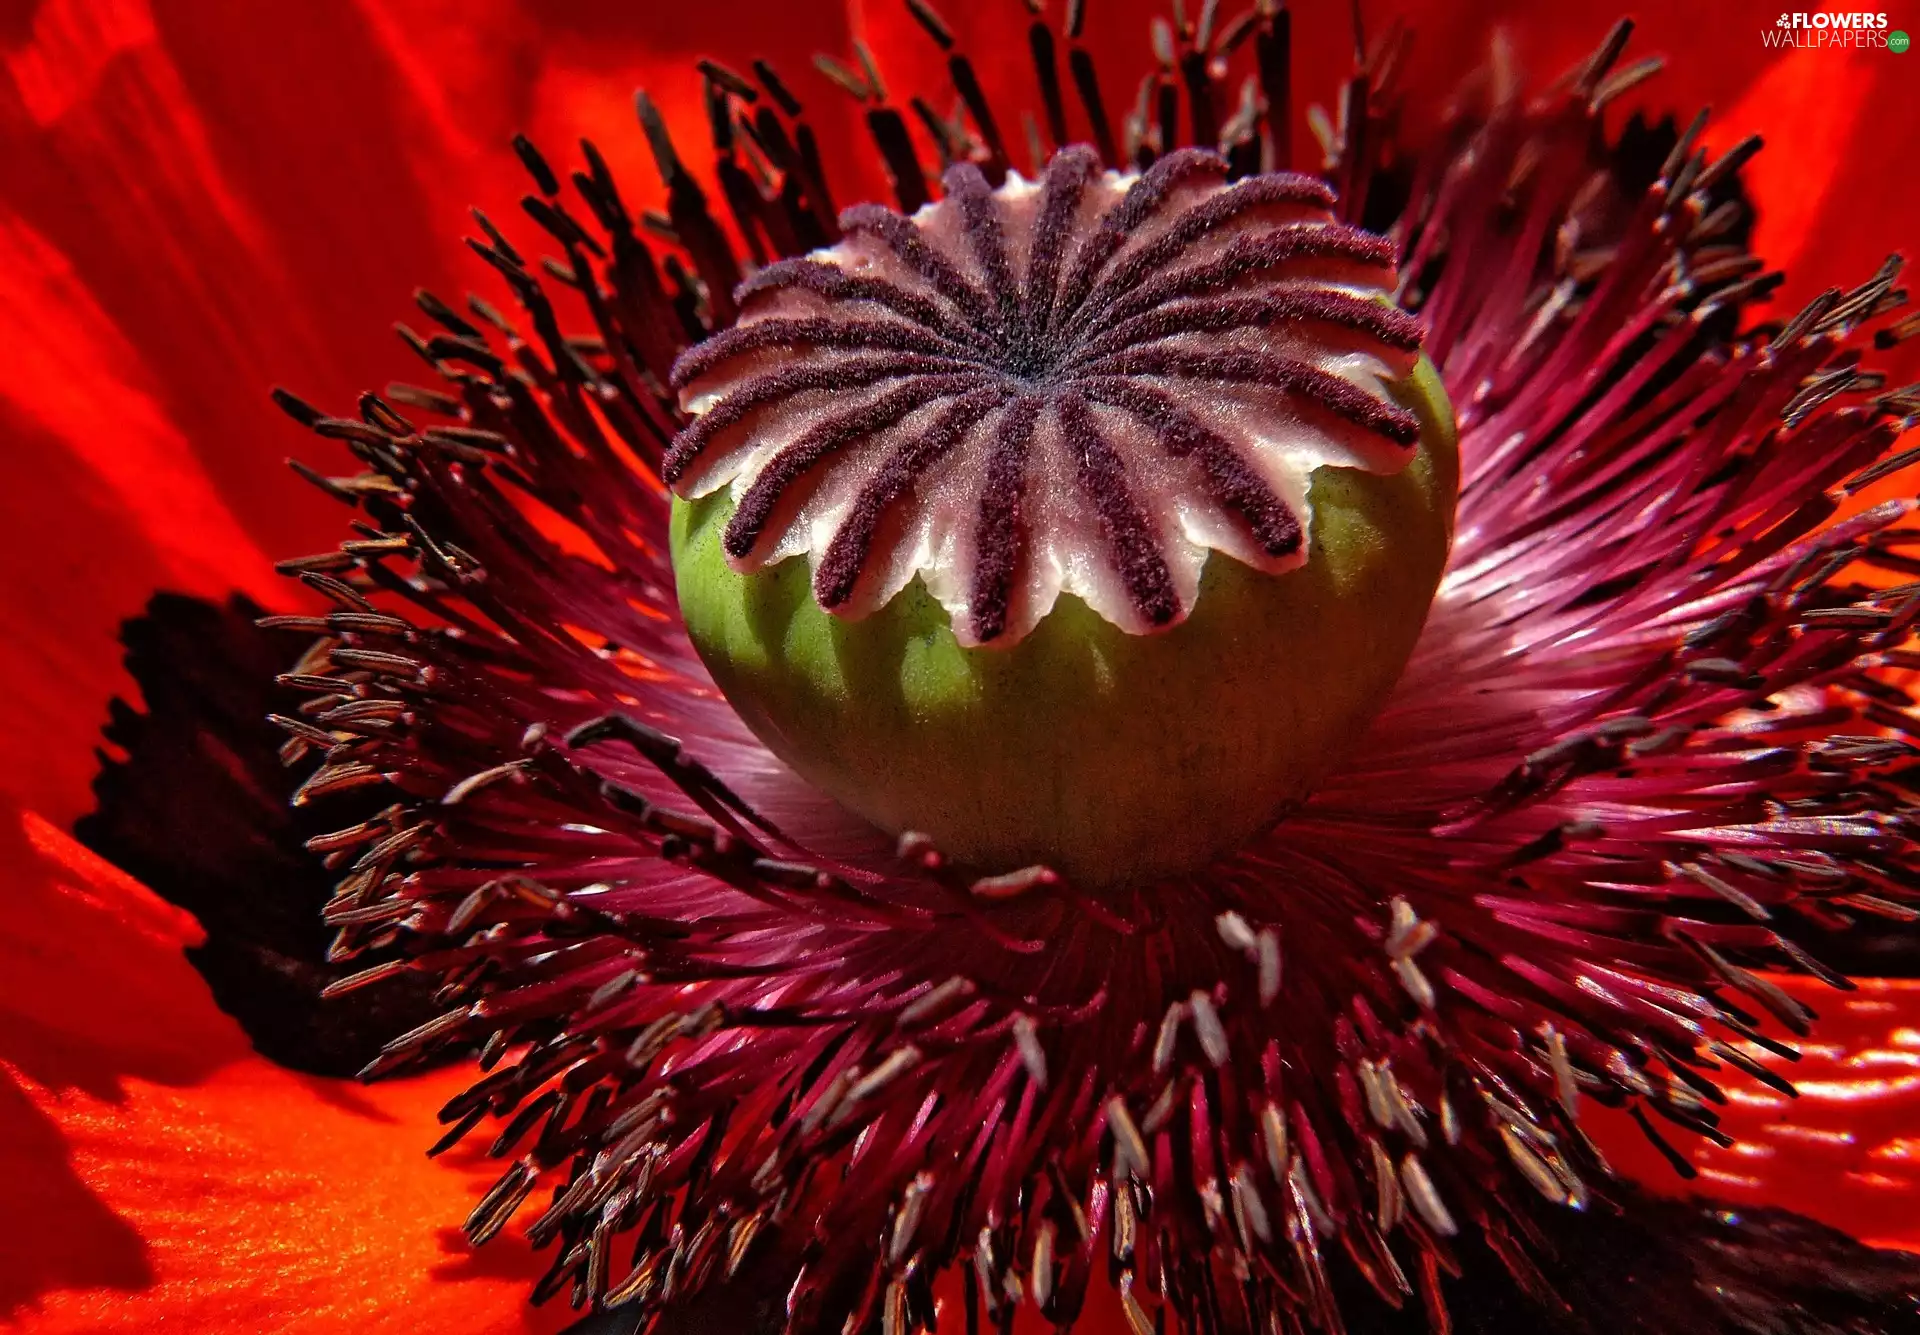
6;1;1920;1332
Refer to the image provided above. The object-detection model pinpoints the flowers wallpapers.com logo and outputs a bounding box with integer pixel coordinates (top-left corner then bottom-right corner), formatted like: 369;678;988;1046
1765;10;1909;45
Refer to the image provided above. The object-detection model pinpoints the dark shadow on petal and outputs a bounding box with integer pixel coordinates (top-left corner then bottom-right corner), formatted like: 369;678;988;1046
562;1238;793;1335
0;1076;152;1317
427;1226;560;1286
1786;926;1920;980
0;795;237;1316
76;591;441;1077
0;796;247;1094
1326;1178;1920;1335
561;1182;1920;1335
0;0;40;43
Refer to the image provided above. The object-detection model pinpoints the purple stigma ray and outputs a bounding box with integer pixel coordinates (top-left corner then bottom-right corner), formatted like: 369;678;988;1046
1058;391;1181;625
734;259;980;345
1020;146;1101;340
815;388;1010;611
1068;291;1425;369
1084;347;1422;445
1092;225;1403;333
663;352;964;483
1079;377;1304;558
1049;149;1237;318
968;395;1044;642
669;145;1427;644
666;316;971;391
945;164;1021;326
837;204;1001;331
1061;173;1355;335
723;374;989;561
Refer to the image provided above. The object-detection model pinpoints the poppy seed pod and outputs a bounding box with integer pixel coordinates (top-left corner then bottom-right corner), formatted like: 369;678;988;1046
667;153;1458;883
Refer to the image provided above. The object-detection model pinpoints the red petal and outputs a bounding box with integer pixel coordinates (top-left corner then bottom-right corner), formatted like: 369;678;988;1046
1588;973;1920;1255
0;205;284;825
1705;48;1878;310
0;804;568;1332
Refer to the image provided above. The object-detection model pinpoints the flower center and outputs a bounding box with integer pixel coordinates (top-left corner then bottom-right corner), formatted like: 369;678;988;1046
668;146;1428;647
